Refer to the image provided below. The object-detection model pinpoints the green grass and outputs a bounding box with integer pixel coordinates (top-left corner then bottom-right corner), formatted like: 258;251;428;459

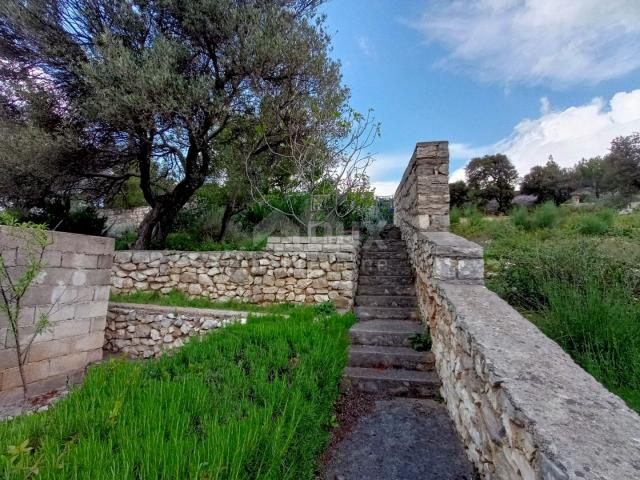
114;231;268;252
453;206;640;413
0;307;354;479
110;290;305;316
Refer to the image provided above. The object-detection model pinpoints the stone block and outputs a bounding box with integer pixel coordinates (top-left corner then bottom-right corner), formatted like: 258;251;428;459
75;301;109;319
51;317;92;340
61;253;98;269
49;351;87;376
27;339;70;363
71;331;105;352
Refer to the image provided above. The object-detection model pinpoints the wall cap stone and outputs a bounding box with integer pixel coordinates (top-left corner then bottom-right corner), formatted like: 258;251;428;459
420;232;483;258
109;302;250;319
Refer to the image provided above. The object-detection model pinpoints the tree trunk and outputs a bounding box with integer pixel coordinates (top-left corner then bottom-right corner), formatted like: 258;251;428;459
216;203;235;242
134;194;192;249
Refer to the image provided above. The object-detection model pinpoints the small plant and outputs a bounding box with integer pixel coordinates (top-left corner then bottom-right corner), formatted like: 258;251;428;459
314;301;337;316
409;332;432;352
0;214;53;398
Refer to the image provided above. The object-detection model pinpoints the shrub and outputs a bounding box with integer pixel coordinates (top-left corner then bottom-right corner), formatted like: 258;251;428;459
511;202;560;231
462;206;484;228
577;209;614;235
0;309;354;478
115;231;137;250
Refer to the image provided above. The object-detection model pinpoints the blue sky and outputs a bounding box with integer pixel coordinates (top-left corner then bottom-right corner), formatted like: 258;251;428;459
321;0;640;195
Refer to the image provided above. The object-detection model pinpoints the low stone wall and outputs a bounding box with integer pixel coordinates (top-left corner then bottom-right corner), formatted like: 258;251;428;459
0;227;114;403
111;234;360;309
394;141;640;479
105;303;247;359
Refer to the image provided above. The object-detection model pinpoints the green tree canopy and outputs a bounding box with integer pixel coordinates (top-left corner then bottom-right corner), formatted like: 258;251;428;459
465;154;518;213
0;0;347;248
449;180;469;208
521;158;572;205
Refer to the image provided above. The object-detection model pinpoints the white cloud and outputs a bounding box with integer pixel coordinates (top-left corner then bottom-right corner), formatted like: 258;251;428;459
449;143;491;160
450;167;467;183
455;89;640;181
357;36;376;59
371;181;399;197
412;0;640;85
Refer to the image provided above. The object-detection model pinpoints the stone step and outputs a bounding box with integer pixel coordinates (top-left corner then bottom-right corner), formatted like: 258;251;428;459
361;245;406;253
348;345;434;371
360;259;413;275
355;306;418;321
359;250;409;259
349;320;423;347
358;275;414;286
357;284;416;296
342;367;440;398
355;295;417;308
359;266;413;277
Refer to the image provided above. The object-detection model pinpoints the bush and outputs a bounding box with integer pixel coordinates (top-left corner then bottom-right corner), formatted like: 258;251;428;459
577;209;614;235
115;231;137;250
18;202;107;236
0;309;354;479
462;206;484;228
511;202;560;231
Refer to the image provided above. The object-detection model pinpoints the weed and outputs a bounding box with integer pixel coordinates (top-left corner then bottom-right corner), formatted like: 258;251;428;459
409;332;432;352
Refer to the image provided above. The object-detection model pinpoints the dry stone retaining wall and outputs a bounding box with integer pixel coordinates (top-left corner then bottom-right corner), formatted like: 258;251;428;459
100;206;150;237
105;303;247;359
0;227;114;403
395;142;640;479
111;234;360;309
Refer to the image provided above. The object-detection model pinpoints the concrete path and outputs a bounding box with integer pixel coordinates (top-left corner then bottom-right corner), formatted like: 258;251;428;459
324;398;476;480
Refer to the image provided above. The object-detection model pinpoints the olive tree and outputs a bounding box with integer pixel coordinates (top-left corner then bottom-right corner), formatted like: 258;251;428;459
0;0;346;248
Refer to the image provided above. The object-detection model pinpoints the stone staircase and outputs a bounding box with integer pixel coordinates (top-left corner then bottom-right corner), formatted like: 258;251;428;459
344;226;440;398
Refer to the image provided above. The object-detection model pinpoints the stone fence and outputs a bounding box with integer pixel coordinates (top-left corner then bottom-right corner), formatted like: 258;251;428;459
105;303;247;359
0;227;114;403
111;234;360;309
395;142;640;479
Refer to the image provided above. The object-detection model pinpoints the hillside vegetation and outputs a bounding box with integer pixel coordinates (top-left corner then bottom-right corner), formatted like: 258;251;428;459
452;203;640;412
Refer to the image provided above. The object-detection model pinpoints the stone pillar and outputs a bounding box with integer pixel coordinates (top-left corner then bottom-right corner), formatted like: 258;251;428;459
394;141;450;232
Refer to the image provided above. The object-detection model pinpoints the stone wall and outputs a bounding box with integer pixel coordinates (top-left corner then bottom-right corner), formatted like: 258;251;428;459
100;206;150;237
395;142;640;479
0;227;114;403
111;234;360;309
394;141;450;232
105;303;247;359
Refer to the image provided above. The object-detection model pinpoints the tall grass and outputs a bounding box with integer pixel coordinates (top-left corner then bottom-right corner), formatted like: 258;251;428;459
454;208;640;412
0;307;353;479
